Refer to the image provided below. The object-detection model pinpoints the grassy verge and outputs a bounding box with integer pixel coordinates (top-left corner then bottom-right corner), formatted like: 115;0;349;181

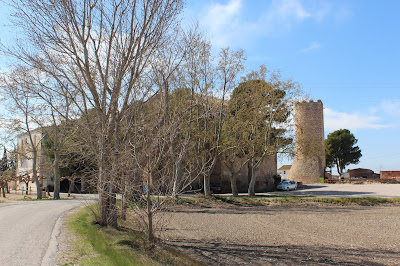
173;194;400;206
64;204;203;266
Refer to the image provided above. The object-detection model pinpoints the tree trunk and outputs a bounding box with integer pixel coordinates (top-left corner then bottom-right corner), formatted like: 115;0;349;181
108;179;117;227
97;140;118;228
172;158;183;198
203;157;217;197
248;160;258;197
68;178;73;197
99;188;108;225
146;170;154;243
98;163;111;226
121;176;128;221
25;182;29;195
225;162;239;197
53;150;61;199
121;196;127;221
1;185;5;198
32;151;42;199
203;174;211;197
230;174;238;197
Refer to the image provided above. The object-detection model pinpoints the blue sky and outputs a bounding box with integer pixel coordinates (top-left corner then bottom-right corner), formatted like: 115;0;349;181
0;0;399;173
185;0;400;173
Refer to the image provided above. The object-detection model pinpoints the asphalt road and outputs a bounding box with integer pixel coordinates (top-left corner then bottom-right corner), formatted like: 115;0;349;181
0;199;89;266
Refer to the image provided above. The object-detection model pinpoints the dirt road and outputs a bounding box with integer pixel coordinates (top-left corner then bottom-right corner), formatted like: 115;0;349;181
164;204;400;265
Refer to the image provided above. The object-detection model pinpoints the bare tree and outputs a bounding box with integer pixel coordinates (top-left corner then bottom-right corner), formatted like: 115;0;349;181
2;0;186;227
18;173;31;195
0;75;45;199
184;46;245;197
36;83;77;200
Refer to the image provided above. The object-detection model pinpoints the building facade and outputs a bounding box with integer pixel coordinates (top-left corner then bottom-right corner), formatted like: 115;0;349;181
277;165;291;180
209;154;279;193
380;171;400;180
12;129;53;191
348;168;378;179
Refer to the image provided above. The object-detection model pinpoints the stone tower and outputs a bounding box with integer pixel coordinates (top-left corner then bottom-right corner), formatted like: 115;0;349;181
287;100;325;183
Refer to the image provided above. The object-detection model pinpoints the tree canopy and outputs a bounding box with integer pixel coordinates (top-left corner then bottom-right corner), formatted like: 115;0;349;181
325;129;362;175
224;77;293;196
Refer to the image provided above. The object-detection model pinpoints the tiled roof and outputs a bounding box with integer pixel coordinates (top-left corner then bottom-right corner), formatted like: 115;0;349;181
278;165;292;170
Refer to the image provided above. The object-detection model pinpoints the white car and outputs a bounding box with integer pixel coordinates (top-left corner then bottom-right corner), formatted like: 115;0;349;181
277;180;297;191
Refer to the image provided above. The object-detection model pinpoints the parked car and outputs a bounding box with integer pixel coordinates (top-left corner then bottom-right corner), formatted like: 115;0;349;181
277;180;297;191
210;184;222;193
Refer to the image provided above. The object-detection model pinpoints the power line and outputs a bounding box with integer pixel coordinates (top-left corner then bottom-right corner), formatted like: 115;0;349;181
361;152;400;160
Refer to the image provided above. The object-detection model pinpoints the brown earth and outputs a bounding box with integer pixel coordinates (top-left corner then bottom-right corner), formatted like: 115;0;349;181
163;203;400;265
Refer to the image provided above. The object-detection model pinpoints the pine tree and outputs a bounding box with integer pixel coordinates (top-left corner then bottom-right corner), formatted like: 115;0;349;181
0;148;8;172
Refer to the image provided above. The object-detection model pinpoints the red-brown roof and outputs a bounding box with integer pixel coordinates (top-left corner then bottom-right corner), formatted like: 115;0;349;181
278;165;292;171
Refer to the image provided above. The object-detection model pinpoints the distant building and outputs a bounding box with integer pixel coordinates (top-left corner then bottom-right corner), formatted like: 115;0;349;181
380;171;400;180
13;128;91;194
325;173;340;179
348;168;379;179
278;165;291;180
12;129;53;191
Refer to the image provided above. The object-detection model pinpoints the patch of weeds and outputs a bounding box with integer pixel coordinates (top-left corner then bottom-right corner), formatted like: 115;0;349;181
267;197;308;204
18;197;54;201
212;195;236;204
17;197;73;201
168;197;195;206
65;205;203;265
172;194;222;205
212;195;313;206
311;197;400;206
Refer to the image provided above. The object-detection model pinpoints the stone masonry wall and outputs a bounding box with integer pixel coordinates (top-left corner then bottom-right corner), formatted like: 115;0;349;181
213;154;278;193
287;100;325;183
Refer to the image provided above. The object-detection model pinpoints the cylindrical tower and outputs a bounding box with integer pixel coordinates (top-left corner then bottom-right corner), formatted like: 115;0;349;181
287;100;325;183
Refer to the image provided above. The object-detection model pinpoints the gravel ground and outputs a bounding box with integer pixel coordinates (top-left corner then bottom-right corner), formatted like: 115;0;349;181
268;183;400;198
163;204;400;265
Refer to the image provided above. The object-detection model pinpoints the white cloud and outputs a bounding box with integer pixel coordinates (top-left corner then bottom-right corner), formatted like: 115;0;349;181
300;41;322;53
205;0;242;23
196;0;339;49
334;4;353;24
274;0;311;19
199;0;244;47
381;100;400;117
324;108;390;132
